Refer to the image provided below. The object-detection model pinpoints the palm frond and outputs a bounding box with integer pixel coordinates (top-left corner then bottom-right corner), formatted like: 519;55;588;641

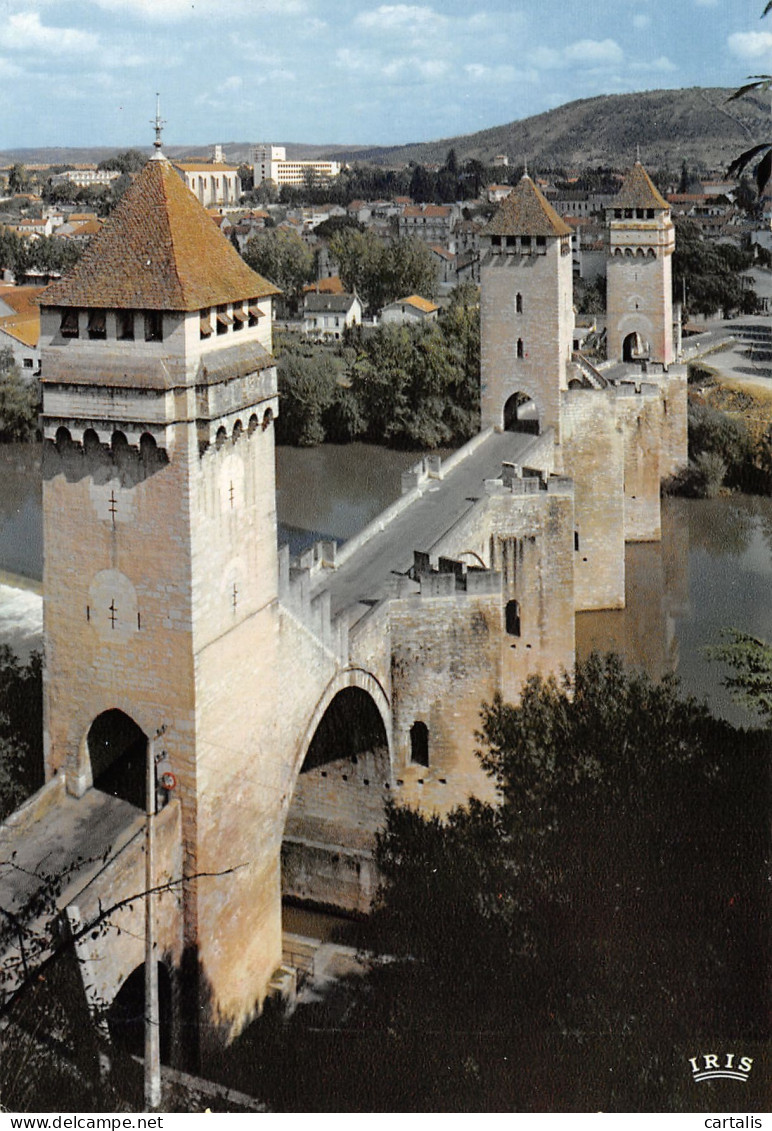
763;0;771;16
755;147;772;195
727;142;772;179
726;76;772;101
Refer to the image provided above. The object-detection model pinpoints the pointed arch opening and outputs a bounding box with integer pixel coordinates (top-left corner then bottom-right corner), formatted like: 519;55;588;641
87;709;147;810
503;391;539;434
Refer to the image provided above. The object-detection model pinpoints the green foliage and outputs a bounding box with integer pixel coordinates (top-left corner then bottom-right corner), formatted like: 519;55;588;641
693;450;728;497
706;629;772;726
273;295;480;449
329;230;438;315
96;149;148;174
673;219;758;317
242;229;315;312
0;646;43;819
0;350;40;442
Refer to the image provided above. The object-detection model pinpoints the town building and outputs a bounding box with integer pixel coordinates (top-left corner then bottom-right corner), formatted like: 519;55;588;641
172;162;240;207
251;145;341;188
380;294;439;326
303;292;362;338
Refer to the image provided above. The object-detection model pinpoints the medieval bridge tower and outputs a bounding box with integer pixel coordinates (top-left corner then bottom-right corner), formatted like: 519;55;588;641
605;162;675;365
38;150;287;1037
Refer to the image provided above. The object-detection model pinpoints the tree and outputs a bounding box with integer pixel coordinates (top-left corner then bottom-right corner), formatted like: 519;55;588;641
97;149;148;175
8;164;29;195
0;349;40;442
706;629;772;726
242;228;314;313
353;654;768;1111
0;646;43;819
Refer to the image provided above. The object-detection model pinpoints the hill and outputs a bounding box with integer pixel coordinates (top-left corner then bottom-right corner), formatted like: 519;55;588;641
1;88;768;173
329;88;771;172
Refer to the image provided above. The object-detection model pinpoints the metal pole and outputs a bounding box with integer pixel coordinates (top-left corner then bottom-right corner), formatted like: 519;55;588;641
145;732;161;1110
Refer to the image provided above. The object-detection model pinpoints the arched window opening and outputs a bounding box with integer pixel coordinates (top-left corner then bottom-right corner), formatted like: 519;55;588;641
505;599;521;637
262;408;274;431
215;426;227;450
409;721;429;767
515;293;523;314
503;392;539;435
87;709;147;810
516;338;524;359
232;420;243;443
107;963;172;1063
55;426;72;452
248;414;259;435
83;428;101;455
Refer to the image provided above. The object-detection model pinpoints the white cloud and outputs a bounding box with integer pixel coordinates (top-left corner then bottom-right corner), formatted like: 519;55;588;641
355;5;444;33
633;14;651;29
630;55;677;73
0;11;98;54
464;62;520;84
87;0;306;20
564;38;624;66
728;30;772;62
223;75;243;91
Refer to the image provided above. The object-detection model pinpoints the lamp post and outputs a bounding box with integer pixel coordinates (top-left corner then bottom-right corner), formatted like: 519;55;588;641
145;727;164;1110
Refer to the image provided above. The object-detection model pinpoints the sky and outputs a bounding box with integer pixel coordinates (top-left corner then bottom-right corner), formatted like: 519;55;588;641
0;0;770;152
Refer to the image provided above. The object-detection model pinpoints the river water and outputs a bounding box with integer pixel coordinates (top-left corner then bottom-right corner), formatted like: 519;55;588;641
1;442;771;727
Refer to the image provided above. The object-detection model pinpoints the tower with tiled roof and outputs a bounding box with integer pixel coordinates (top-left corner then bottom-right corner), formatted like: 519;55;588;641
479;174;574;439
39;145;285;1039
605;161;675;365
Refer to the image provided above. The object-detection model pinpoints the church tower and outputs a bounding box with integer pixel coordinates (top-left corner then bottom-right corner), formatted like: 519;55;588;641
39;149;285;1036
606;162;675;365
479;175;574;440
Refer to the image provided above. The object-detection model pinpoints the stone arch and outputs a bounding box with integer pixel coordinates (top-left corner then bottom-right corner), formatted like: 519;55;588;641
503;390;540;434
248;413;259;435
86;708;147;809
55;426;72;452
283;670;392;912
262;407;274;431
232;419;243;443
215;425;227;450
291;668;391;781
106;961;173;1062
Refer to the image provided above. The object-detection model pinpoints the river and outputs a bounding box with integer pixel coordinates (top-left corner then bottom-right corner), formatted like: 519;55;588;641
1;442;771;727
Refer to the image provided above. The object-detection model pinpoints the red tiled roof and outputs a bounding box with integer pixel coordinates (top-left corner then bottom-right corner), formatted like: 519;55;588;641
481;176;572;238
614;162;669;210
41;156;278;311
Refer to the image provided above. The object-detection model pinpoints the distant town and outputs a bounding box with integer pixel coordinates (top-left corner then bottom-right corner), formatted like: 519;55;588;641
2;134;771;381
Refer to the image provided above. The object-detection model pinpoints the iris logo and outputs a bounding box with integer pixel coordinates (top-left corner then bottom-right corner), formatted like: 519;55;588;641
689;1054;753;1083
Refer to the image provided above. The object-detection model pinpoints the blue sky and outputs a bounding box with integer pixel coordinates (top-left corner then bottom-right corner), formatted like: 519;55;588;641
0;0;770;150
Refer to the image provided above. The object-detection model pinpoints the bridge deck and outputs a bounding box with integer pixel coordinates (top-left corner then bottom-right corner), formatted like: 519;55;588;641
0;787;142;925
315;430;544;623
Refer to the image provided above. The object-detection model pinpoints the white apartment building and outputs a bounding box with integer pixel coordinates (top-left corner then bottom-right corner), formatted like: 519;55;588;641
49;169;121;188
251;145;341;188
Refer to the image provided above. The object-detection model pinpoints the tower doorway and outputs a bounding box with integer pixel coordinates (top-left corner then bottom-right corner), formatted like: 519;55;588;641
88;709;147;810
623;331;643;362
503;392;539;434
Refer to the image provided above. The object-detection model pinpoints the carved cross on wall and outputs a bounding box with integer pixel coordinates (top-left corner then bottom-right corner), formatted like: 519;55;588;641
232;583;238;611
109;599;118;629
229;481;235;508
108;490;118;528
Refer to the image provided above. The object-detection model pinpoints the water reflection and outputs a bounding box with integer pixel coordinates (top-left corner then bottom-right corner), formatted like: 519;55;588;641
578;496;772;725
